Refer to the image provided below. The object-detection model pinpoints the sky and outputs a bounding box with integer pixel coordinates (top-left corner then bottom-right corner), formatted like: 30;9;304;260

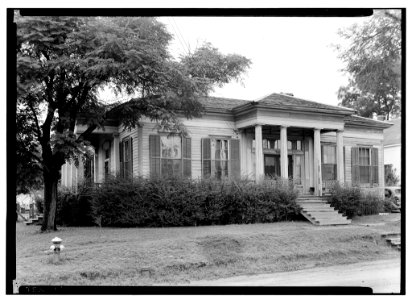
159;16;372;106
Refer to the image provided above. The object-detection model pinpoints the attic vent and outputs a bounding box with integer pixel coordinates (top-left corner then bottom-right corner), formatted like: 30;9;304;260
281;92;294;97
377;115;386;121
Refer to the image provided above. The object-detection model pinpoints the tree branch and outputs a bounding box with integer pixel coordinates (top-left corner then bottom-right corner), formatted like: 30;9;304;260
27;101;43;141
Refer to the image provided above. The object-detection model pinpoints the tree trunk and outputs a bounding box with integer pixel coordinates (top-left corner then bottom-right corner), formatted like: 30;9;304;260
41;172;59;231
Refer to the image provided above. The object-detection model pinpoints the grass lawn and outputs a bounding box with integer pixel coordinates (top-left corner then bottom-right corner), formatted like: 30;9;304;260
15;214;400;286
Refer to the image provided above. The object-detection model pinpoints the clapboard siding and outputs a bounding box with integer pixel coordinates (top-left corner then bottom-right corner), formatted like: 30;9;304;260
136;118;236;178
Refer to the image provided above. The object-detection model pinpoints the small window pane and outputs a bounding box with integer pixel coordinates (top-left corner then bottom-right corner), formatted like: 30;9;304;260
322;145;336;164
161;136;181;158
296;140;302;150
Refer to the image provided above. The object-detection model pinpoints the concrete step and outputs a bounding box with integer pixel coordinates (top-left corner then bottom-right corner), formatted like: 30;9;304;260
302;208;337;213
387;238;400;245
297;200;329;204
299;204;330;209
305;212;343;218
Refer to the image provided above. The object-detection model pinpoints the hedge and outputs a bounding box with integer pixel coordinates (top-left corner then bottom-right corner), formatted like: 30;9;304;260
328;183;389;218
87;176;300;227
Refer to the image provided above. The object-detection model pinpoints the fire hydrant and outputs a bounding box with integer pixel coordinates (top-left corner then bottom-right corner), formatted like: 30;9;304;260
50;237;64;263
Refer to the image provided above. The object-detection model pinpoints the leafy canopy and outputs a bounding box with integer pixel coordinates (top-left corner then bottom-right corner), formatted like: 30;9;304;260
16;14;251;189
336;10;401;119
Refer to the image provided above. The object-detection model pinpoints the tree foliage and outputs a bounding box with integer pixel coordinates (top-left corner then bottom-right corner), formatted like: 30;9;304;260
15;14;251;230
384;164;400;186
336;9;401;119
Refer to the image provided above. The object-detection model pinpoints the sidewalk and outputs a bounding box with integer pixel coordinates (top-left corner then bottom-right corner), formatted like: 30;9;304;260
189;258;401;294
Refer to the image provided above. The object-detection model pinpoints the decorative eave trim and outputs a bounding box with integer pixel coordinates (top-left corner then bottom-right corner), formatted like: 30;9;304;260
232;102;354;116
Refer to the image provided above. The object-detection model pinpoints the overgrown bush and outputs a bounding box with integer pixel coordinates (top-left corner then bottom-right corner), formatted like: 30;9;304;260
56;184;94;226
358;190;383;216
329;183;388;218
328;183;362;218
89;176;300;227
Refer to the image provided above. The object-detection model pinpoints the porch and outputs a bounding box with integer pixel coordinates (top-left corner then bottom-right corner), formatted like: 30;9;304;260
239;124;345;196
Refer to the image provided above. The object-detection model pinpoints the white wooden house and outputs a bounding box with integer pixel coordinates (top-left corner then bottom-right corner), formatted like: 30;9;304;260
61;92;392;197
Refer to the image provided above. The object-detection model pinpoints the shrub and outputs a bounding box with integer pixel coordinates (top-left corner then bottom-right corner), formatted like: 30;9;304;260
329;183;390;218
56;184;94;226
89;176;300;227
328;183;362;218
358;190;384;216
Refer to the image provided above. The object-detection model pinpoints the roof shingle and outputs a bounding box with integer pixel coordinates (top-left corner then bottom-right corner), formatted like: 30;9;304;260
255;93;354;114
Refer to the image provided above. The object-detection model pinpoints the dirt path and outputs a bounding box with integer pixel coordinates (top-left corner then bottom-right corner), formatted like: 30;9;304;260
189;258;401;293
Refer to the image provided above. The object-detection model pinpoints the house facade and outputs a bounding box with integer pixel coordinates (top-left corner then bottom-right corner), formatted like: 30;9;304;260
61;93;392;197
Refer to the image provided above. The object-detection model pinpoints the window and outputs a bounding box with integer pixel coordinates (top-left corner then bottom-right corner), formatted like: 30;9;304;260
321;144;337;181
359;147;370;183
351;147;379;186
258;138;301;151
149;135;191;177
161;135;182;177
120;137;133;179
102;141;111;179
202;137;240;179
84;156;94;183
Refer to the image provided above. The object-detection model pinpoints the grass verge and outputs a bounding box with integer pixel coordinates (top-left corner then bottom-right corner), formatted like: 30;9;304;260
16;215;400;286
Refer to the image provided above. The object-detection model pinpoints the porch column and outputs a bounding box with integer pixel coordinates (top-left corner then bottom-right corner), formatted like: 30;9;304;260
280;125;288;179
113;133;120;175
313;128;322;196
255;124;264;182
240;129;248;177
336;130;344;184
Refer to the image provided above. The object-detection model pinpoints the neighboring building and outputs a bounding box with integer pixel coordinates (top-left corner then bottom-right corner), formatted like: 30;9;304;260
383;118;401;183
61;93;392;197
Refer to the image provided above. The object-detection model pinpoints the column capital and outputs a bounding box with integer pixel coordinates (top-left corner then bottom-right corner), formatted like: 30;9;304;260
254;123;265;127
336;129;344;133
313;127;323;131
280;125;289;128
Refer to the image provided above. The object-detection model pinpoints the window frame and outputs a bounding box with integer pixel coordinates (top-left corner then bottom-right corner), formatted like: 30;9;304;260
202;136;240;180
150;134;191;178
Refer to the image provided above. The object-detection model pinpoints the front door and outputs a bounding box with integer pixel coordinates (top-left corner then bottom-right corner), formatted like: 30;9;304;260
264;154;280;177
264;154;303;184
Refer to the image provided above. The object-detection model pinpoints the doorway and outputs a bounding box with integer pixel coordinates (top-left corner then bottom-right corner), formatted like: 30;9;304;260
264;154;302;184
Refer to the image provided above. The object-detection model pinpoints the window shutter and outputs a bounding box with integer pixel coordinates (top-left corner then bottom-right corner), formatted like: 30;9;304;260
201;138;211;178
230;139;240;179
119;141;124;178
182;137;192;177
351;147;360;185
371;147;379;185
128;137;133;178
149;135;161;177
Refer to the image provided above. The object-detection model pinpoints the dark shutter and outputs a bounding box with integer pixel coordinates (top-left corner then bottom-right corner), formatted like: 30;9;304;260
229;139;240;179
182;137;192;177
351;147;360;185
128;137;133;178
119;141;124;178
149;135;161;177
202;138;211;178
371;147;379;185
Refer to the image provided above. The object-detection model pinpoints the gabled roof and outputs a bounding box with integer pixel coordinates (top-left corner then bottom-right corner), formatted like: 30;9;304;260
251;93;355;115
344;115;393;130
383;118;401;145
